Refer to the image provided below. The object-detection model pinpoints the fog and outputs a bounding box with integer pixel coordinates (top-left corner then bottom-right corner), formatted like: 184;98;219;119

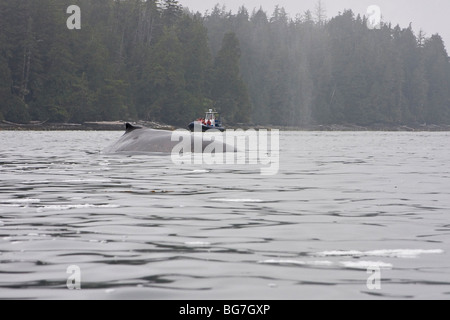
181;0;450;48
2;0;449;127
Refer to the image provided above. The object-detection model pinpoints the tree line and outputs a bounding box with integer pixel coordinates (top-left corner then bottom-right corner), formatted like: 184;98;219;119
0;0;249;125
1;0;450;127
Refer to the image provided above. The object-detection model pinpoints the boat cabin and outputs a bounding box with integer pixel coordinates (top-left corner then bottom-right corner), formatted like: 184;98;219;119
188;109;225;132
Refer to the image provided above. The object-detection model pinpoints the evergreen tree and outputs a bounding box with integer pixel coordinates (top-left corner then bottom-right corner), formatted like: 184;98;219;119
144;27;187;124
314;0;327;26
423;35;450;123
1;1;450;127
161;0;183;26
211;32;251;123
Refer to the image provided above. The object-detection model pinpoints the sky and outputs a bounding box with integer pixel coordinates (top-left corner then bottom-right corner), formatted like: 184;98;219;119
179;0;450;48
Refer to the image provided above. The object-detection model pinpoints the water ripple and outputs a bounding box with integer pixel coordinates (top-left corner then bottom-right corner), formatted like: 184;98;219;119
1;131;450;299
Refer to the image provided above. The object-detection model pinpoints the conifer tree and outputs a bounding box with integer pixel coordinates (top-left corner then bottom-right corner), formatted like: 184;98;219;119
211;32;251;123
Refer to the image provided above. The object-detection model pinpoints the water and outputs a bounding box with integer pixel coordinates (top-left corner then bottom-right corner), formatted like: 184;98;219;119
0;130;449;300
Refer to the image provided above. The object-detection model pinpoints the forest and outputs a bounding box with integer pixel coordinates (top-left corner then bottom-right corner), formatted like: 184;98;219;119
1;0;450;127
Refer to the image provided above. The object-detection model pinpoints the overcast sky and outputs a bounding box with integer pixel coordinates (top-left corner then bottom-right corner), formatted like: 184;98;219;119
180;0;450;49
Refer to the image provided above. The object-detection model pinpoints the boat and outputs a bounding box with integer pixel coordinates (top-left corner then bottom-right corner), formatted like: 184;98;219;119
188;109;225;132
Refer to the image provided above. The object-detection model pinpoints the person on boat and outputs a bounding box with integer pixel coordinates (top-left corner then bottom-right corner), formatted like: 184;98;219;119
207;120;212;126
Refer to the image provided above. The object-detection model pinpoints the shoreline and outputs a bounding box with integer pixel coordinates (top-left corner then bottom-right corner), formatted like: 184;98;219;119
0;121;175;132
2;120;450;132
231;123;450;132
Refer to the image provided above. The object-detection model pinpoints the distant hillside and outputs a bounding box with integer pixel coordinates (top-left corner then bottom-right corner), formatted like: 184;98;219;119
1;1;450;127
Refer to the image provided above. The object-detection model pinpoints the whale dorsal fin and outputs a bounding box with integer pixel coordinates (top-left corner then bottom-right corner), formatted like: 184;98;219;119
125;123;142;133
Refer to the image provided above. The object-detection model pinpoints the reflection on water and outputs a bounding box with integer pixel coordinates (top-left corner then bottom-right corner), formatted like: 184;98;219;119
0;131;449;299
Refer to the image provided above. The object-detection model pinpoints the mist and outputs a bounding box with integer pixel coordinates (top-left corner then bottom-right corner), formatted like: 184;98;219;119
182;0;450;49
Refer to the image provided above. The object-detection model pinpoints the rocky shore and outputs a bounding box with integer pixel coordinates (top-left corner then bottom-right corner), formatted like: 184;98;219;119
0;120;175;131
228;123;450;132
2;120;450;132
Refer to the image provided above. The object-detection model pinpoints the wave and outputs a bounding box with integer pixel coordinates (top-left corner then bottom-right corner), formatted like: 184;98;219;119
37;204;120;211
258;259;391;270
258;259;334;267
0;198;41;204
210;198;264;203
316;249;444;259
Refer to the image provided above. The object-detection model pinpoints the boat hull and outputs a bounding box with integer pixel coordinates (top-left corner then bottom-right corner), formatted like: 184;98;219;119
188;122;225;132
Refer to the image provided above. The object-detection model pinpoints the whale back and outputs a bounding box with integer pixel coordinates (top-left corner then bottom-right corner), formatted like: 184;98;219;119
103;123;235;154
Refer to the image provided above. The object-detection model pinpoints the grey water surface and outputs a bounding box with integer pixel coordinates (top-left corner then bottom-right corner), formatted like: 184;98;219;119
0;130;449;299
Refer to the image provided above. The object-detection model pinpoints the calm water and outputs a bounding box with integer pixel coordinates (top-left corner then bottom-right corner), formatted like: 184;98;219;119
0;130;449;300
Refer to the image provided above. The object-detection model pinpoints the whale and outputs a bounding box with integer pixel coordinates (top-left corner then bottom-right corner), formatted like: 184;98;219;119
103;123;235;154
